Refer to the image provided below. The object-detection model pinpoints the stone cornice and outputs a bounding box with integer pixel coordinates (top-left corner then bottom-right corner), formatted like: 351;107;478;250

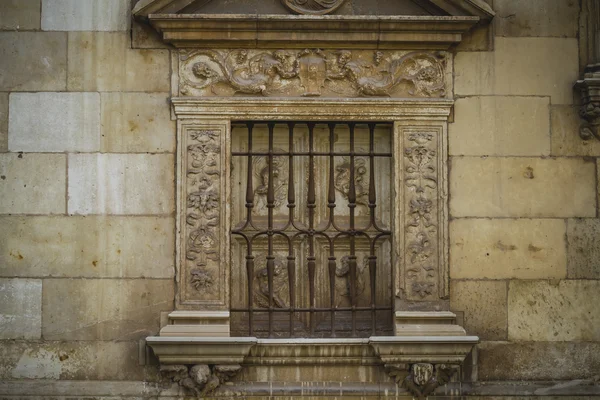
143;14;480;49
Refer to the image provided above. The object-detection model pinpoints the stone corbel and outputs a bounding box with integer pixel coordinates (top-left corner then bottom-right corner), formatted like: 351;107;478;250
160;364;242;397
576;67;600;141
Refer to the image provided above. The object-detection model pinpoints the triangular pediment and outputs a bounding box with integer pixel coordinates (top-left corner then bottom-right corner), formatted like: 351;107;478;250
133;0;494;20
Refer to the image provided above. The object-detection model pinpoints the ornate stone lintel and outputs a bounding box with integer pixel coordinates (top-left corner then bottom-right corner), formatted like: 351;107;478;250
576;67;600;141
161;364;242;397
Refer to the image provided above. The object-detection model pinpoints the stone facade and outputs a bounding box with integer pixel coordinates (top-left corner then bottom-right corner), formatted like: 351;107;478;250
0;0;599;399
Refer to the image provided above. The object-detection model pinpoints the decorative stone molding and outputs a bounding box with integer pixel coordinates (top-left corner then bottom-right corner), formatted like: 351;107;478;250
402;363;458;400
178;49;447;98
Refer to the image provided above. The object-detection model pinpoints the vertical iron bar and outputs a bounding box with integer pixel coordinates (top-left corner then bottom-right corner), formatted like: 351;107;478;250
267;122;275;337
327;123;337;337
287;123;296;336
368;123;377;335
245;123;255;336
348;123;357;337
307;123;316;335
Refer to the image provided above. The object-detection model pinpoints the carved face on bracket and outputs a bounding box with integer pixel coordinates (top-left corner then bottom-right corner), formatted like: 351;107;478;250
412;363;434;386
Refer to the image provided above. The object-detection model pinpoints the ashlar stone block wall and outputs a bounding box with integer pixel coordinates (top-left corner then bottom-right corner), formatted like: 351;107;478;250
0;0;599;396
0;0;176;383
450;0;600;381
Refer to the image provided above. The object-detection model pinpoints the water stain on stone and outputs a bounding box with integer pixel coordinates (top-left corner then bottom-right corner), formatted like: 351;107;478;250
92;260;98;267
523;166;534;179
494;241;517;251
10;251;24;260
1;175;5;180
528;244;543;252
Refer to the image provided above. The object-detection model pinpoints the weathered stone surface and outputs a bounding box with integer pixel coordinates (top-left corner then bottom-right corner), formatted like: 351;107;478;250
9;92;100;152
0;92;7;152
67;32;169;92
455;23;492;52
450;157;596;218
0;279;41;339
67;153;174;215
132;20;169;49
0;153;66;214
0;0;40;31
508;280;600;341
494;0;579;38
101;93;175;153
450;280;507;340
42;0;129;31
450;219;566;279
551;105;600;156
42;279;173;340
478;341;600;381
449;96;550;156
0;216;174;278
567;219;600;279
455;37;578;104
0;32;66;91
0;340;157;381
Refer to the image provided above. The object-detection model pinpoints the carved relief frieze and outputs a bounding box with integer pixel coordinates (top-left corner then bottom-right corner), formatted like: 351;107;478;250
281;0;347;15
398;125;445;302
178;49;447;99
180;124;228;308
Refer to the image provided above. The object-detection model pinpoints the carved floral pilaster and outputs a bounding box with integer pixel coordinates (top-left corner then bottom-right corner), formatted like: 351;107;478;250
396;123;448;303
178;122;230;309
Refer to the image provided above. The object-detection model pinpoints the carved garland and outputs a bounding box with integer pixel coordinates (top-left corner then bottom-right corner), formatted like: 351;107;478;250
179;49;446;98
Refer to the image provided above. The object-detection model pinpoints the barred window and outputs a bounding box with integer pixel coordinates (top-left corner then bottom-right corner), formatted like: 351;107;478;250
230;122;394;338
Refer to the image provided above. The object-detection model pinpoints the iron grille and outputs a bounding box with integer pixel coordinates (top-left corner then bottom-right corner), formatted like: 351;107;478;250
230;121;394;338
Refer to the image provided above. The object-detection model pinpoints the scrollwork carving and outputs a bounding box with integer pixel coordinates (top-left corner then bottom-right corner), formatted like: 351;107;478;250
281;0;347;15
179;49;447;99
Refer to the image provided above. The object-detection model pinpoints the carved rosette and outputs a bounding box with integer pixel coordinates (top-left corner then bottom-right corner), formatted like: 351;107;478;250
178;49;447;99
281;0;347;15
161;364;242;397
180;125;227;307
399;126;445;301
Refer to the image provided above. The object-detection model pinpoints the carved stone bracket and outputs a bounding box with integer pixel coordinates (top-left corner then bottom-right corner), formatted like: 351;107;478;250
161;364;242;397
576;69;600;141
387;363;458;400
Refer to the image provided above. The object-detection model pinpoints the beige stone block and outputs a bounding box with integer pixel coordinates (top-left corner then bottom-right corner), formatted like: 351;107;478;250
449;96;550;156
42;0;130;31
67;153;174;215
478;341;600;381
0;0;40;31
0;153;66;214
455;37;578;104
550;105;600;156
0;279;41;339
450;157;596;218
450;280;507;340
42;278;173;340
455;23;492;52
0;216;174;278
0;92;7;152
508;280;600;341
494;0;579;38
450;219;566;280
9;92;100;152
101;93;175;153
0;340;157;381
0;32;66;91
567;219;600;279
67;32;169;92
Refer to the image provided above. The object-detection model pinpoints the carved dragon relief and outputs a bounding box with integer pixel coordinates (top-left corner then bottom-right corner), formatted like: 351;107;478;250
403;130;438;300
179;49;447;98
281;0;347;15
185;129;222;298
